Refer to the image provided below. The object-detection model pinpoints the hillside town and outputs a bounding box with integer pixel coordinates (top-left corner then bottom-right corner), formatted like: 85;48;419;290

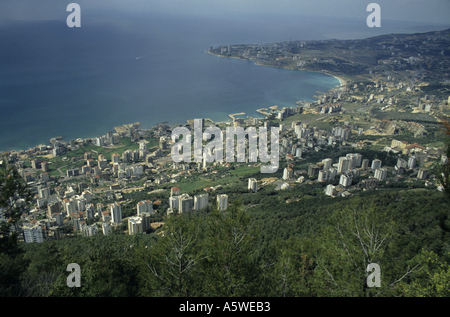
1;28;450;244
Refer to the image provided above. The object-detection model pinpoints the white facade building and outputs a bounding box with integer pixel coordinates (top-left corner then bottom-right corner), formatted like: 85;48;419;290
194;194;209;211
217;194;228;211
137;200;153;215
128;217;143;235
322;158;333;170
374;168;387;181
283;168;293;180
339;174;353;187
371;159;382;170
408;156;417;169
338;157;350;174
110;202;122;224
179;196;194;213
248;178;257;193
102;222;112;235
81;223;98;237
325;184;337;196
23;224;45;243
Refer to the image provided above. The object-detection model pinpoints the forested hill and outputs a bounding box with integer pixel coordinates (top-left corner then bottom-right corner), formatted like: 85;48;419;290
2;187;449;297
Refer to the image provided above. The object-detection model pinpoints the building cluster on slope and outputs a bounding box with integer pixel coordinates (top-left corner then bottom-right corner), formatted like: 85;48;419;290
2;68;447;244
167;186;228;216
17;184;163;241
277;121;354;160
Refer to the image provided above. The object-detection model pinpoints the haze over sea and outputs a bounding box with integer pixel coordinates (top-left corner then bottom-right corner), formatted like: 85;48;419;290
0;11;448;152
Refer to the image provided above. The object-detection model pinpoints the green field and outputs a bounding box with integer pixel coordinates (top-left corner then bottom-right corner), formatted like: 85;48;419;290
229;165;260;177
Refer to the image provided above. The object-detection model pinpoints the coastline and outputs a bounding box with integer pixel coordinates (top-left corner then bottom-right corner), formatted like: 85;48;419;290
207;50;346;91
330;74;346;89
2;54;341;154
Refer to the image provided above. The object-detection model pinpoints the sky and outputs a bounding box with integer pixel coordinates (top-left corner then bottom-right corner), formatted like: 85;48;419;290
0;0;449;25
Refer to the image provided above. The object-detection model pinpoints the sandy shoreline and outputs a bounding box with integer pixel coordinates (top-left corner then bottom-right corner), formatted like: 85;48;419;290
207;50;347;88
331;74;346;88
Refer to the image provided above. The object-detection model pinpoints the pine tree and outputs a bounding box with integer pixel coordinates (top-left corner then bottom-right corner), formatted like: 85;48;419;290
198;201;260;296
141;213;205;296
312;197;418;296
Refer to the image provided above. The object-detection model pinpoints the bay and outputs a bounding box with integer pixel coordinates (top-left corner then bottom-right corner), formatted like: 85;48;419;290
0;11;446;152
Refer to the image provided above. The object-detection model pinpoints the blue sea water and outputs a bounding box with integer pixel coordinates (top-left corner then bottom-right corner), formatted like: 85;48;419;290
0;11;448;152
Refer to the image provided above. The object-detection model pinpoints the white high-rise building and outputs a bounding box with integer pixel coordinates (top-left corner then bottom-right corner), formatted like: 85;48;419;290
352;168;361;179
397;158;407;169
169;196;179;210
72;216;82;231
283;168;293;180
23;224;45;243
137;200;153;215
408;156;417;169
194;194;209;211
102;222;112;235
346;156;356;169
81;223;98;237
346;153;362;168
53;213;63;226
85;204;95;219
125;167;132;178
325;184;336;196
140;212;151;232
322;158;333;170
110;202;122;224
248;178;258;192
171;187;181;197
102;211;111;223
361;159;369;170
328;168;337;181
338;157;350;174
318;170;329;182
179;196;194;213
128;217;143;235
65;199;77;216
81;191;92;203
145;200;154;214
131;164;144;176
374;168;387;181
371;159;382;170
38;187;50;199
77;197;87;212
339;174;353;187
417;168;428;180
136;201;146;215
111;153;120;164
217;194;228;211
